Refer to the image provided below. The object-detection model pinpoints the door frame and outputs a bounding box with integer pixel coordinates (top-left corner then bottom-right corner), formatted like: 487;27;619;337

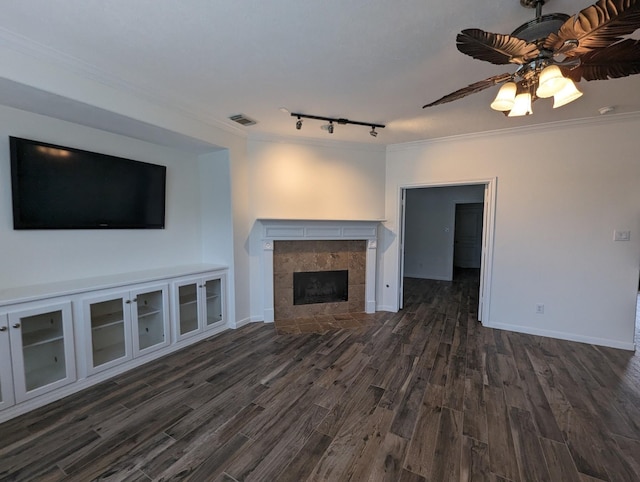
398;178;497;322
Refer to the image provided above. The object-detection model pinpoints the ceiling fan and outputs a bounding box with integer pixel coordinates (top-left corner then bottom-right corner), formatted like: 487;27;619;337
423;0;640;116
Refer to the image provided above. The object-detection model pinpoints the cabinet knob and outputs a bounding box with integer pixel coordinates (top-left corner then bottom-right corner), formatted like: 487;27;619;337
125;300;131;304
132;298;138;303
12;323;21;329
0;326;6;332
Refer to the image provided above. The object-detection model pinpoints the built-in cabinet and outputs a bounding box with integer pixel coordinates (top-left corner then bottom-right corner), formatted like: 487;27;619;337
83;284;169;374
3;302;76;404
0;265;228;423
0;314;15;411
173;274;225;341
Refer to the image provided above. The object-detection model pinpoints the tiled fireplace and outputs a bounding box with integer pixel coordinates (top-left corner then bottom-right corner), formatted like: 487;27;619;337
259;220;380;322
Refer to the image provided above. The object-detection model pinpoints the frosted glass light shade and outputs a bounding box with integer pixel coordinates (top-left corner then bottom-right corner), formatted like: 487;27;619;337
490;82;517;111
536;65;568;98
508;92;533;117
553;79;583;108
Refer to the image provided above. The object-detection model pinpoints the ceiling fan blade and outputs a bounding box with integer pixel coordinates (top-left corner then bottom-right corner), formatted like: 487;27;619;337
561;38;640;81
422;73;513;108
544;0;640;56
457;28;540;65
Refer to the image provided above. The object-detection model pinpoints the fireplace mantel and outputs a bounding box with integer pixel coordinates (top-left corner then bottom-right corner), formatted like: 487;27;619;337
259;219;382;322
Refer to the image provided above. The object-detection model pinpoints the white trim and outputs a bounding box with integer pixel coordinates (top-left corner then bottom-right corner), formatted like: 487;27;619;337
234;317;257;328
387;111;640;152
397;178;496;324
486;321;636;351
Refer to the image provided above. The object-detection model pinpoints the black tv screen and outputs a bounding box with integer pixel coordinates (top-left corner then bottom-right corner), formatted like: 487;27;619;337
10;136;166;230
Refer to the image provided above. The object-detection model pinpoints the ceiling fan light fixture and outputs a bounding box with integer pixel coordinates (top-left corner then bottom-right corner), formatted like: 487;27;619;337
490;82;517;111
536;65;568;98
508;92;533;117
552;79;583;108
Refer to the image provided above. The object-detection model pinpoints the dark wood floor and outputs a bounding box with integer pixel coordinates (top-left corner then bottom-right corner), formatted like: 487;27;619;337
1;272;640;481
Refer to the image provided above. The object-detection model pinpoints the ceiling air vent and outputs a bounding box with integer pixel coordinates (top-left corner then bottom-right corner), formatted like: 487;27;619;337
228;114;257;126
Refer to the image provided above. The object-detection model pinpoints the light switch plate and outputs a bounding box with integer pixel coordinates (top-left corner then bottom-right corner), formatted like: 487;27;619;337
614;230;631;241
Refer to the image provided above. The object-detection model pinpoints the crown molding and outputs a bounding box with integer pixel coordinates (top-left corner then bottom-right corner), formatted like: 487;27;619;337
387;110;640;152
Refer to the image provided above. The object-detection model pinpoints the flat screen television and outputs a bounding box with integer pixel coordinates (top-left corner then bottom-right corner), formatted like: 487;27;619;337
10;136;166;230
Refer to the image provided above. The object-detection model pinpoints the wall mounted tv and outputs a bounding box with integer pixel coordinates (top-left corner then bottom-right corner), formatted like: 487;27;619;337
10;136;166;230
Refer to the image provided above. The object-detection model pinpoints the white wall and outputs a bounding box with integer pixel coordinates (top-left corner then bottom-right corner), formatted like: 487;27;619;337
246;137;387;321
0;105;207;290
247;138;386;220
383;115;640;350
404;185;484;280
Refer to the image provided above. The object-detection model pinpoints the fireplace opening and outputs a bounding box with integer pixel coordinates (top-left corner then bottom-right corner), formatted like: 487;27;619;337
293;270;348;305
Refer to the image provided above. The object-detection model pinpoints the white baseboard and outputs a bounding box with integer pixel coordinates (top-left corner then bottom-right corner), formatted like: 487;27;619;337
234;316;256;328
485;321;636;351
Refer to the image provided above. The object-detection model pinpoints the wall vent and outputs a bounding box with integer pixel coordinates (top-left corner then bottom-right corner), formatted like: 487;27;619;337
228;114;257;126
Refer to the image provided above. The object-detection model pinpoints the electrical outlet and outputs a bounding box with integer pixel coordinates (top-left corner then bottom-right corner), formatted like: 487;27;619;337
535;303;544;314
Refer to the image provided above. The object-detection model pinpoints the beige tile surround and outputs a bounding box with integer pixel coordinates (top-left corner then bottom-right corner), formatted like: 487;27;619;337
273;240;366;322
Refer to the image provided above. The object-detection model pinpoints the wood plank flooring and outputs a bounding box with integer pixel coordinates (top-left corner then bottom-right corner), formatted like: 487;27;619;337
1;271;639;481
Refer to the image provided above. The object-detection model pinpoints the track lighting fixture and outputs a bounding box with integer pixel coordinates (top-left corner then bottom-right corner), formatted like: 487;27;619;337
291;113;384;137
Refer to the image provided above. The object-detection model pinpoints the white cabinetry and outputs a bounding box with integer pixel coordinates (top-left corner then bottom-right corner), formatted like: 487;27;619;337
0;264;228;423
173;273;226;342
0;314;15;410
4;302;76;404
83;283;169;375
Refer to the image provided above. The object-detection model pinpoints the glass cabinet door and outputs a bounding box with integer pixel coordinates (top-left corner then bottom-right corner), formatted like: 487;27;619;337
86;295;132;372
8;302;75;403
173;272;226;341
20;310;67;391
177;283;199;338
204;278;223;328
132;286;169;356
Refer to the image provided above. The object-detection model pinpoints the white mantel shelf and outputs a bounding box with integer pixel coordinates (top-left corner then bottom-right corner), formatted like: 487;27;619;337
258;219;384;242
259;219;382;323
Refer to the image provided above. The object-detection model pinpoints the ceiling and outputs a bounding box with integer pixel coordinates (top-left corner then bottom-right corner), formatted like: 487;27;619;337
1;0;639;146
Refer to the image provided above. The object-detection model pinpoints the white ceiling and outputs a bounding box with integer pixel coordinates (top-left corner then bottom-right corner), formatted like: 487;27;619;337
1;0;639;146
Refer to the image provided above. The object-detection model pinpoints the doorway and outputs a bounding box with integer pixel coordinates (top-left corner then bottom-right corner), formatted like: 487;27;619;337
398;180;496;322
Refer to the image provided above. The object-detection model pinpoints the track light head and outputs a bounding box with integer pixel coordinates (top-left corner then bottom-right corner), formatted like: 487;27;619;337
295;117;302;130
328;122;334;134
369;126;377;137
